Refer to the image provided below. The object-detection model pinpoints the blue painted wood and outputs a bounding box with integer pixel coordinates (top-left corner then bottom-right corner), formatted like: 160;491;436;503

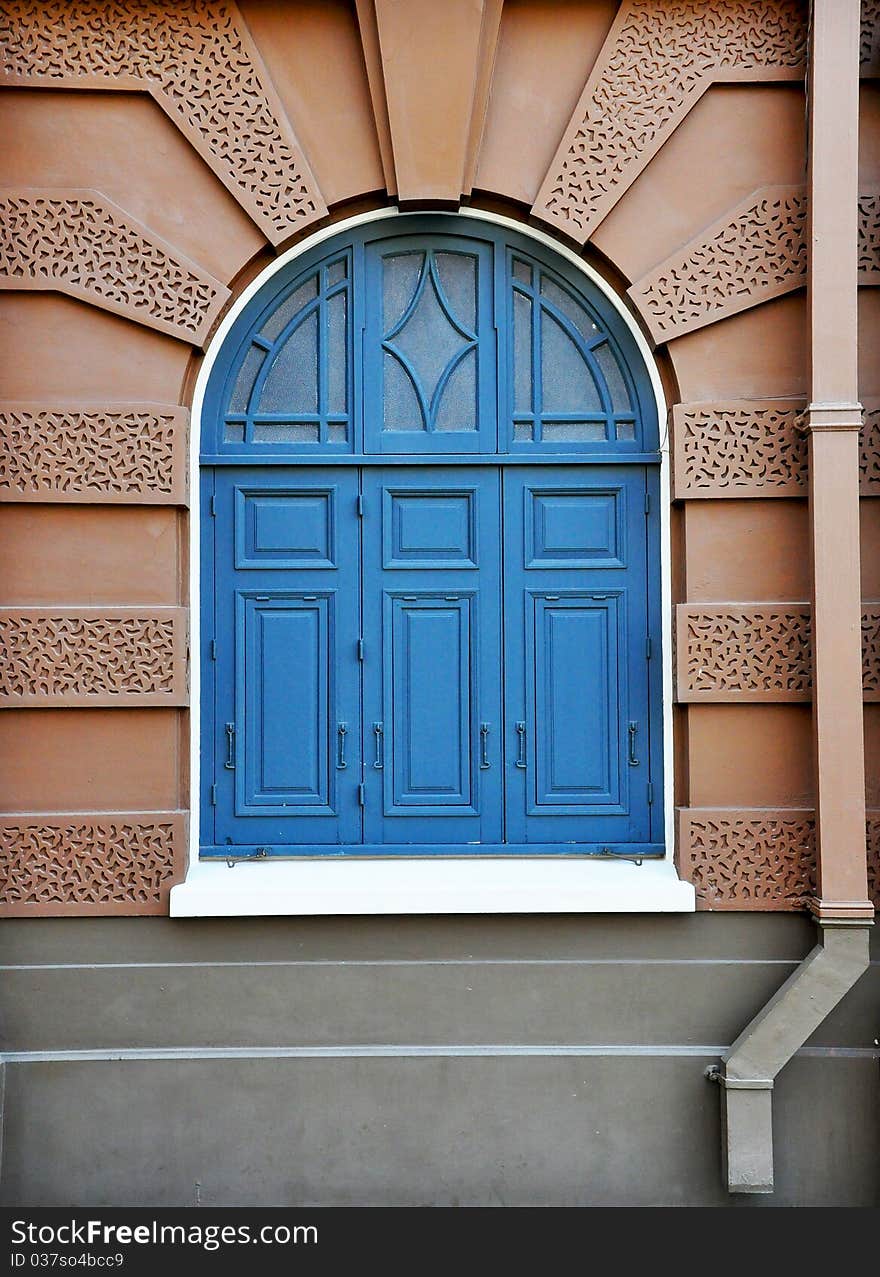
213;467;361;847
503;466;653;844
361;467;504;844
203;216;663;857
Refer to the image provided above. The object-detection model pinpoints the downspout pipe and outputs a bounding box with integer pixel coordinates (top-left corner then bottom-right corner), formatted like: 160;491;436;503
708;920;871;1194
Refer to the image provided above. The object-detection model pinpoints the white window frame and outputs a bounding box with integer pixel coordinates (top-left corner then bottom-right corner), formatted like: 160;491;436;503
171;208;694;916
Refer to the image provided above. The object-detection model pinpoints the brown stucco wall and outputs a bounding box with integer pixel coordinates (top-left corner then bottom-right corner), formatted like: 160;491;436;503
1;0;879;914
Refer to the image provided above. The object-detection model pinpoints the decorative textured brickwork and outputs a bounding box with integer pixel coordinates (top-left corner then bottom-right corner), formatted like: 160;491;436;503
676;605;812;701
0;403;187;503
0;813;185;915
862;607;880;698
678;808;880;910
677;604;880;701
862;400;880;493
672;399;806;498
629;186;808;342
532;0;807;241
677;808;816;910
863;0;880;76
0;1;325;244
858;192;880;281
0;190;229;343
0;608;187;707
672;398;880;497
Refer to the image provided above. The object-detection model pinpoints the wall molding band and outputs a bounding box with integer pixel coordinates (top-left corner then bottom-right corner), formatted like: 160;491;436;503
677;808;880;911
0;607;188;707
531;0;807;243
0;812;186;916
0;403;188;504
0;189;230;344
675;603;880;701
671;398;880;497
629;189;880;344
0;0;326;244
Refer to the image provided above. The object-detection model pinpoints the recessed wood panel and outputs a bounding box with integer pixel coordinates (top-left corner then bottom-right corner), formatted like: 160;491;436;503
0;710;181;811
0;507;180;606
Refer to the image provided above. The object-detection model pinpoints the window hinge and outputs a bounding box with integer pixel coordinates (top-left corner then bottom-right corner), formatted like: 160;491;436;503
644;491;650;514
357;638;365;661
358;782;366;807
210;783;217;807
647;781;654;805
357;493;365;517
646;636;652;661
210;638;217;661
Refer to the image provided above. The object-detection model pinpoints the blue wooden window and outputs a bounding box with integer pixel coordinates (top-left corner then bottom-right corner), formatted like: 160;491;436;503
202;216;663;860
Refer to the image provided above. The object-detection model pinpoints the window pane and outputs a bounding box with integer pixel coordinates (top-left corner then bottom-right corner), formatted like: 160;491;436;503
252;422;319;443
435;348;476;431
327;291;347;414
383;252;424;331
327;424;347;443
384;352;423;431
542;420;607;441
326;258;347;286
514;291;532;414
230;345;265;412
540;276;600;344
593;341;631;412
512;258;532;287
258;311;319;414
261;274;318;342
514;422;533;442
541;311;601;413
390;270;469;409
434;252;476;332
616;420;636;441
224;421;245;443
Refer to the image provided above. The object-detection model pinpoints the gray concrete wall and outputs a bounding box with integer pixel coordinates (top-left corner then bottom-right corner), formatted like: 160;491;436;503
0;914;877;1206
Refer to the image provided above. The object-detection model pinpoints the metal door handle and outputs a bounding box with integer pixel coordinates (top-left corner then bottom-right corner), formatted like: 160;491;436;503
480;722;491;769
373;722;384;770
336;722;348;769
515;721;527;769
628;721;640;767
224;722;236;770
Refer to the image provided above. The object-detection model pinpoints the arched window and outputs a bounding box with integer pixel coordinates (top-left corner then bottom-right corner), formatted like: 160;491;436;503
200;215;663;861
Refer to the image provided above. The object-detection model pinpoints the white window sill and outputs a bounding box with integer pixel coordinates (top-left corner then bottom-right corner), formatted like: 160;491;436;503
170;857;695;917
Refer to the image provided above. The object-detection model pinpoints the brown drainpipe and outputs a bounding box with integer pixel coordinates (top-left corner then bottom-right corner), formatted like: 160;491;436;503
709;0;874;1194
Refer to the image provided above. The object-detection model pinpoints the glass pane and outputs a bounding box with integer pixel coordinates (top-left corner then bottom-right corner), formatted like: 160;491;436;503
513;422;533;442
542;420;607;441
327;292;347;414
224;421;245;443
230;345;265;412
540;276;600;344
260;274;318;342
258;310;319;414
512;258;532;287
326;258;346;286
383;352;423;431
541;311;601;413
433;252;476;332
390;271;468;407
435;348;476;431
616;419;636;441
327;424;347;443
514;291;532;413
252;422;319;443
593;341;631;411
383;252;424;331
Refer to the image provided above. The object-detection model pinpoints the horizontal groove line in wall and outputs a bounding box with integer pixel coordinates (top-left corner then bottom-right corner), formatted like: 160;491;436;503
2;1045;877;1064
0;958;808;971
